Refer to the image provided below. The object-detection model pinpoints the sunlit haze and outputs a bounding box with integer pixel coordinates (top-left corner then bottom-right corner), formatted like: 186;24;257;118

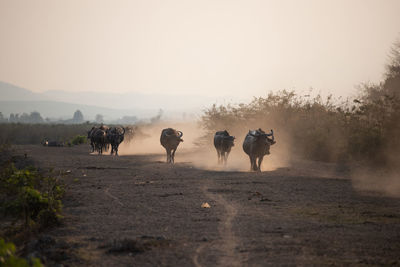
1;0;399;100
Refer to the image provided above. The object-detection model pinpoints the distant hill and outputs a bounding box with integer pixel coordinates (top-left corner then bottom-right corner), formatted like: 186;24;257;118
0;81;49;101
0;80;241;120
41;90;226;110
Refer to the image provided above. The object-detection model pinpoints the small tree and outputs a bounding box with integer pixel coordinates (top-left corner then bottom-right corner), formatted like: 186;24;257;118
72;110;84;123
19;113;30;123
9;113;19;123
95;114;104;123
0;112;6;123
29;111;44;124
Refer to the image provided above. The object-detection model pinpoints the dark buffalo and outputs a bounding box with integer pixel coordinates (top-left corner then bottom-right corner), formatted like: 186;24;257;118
242;128;275;171
99;123;109;131
91;128;107;154
160;128;183;163
106;127;125;156
42;140;64;147
214;130;235;165
99;124;110;152
87;126;98;152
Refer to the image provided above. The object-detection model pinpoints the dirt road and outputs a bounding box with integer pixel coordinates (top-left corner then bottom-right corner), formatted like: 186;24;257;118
16;145;400;266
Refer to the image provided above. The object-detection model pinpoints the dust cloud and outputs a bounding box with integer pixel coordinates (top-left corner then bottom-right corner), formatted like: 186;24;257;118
351;167;400;197
118;121;291;172
118;121;202;156
112;118;400;197
350;139;400;198
181;134;290;172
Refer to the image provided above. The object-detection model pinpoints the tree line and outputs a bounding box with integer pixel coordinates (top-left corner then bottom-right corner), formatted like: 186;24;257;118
0;110;85;124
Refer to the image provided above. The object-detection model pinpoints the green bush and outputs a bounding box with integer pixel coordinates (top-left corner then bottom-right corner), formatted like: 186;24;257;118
0;238;43;267
0;163;64;229
71;135;86;145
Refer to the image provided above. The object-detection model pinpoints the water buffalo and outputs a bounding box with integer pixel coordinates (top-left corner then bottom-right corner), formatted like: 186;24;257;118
243;128;275;171
87;126;98;152
214;130;235;165
42;140;64;147
99;124;110;152
160;128;183;163
99;123;109;131
106;126;125;156
91;128;107;154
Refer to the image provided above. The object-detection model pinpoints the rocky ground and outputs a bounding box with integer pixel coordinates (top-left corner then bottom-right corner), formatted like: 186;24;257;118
12;144;400;266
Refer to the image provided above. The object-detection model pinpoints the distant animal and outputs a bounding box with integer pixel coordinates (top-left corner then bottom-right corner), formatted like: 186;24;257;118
42;140;64;147
242;128;276;171
87;126;98;152
160;128;183;163
91;128;107;154
99;124;110;152
214;130;235;165
99;123;109;131
106;126;125;156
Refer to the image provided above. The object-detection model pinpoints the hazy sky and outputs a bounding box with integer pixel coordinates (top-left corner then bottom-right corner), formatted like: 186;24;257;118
1;0;399;99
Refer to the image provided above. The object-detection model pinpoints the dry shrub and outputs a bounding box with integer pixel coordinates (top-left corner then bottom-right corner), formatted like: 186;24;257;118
199;42;400;181
201;91;349;163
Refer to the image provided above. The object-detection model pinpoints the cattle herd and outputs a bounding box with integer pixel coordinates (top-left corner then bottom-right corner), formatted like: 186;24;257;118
43;124;275;171
161;127;276;171
86;125;275;171
87;124;126;156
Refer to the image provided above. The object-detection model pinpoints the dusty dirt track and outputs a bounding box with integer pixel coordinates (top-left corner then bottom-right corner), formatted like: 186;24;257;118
16;145;400;266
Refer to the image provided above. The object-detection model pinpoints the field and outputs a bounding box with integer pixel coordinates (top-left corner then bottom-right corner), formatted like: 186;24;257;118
11;143;400;266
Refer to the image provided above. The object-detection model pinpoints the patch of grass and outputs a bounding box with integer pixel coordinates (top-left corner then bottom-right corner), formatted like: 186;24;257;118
0;146;67;265
0;147;64;231
0;238;43;266
71;135;86;146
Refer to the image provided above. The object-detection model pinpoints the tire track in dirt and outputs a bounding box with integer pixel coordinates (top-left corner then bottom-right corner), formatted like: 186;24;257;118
193;182;243;267
104;187;124;207
193;243;207;267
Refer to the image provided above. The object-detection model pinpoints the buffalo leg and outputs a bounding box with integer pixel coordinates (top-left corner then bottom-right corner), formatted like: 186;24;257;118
249;156;252;171
249;156;255;171
171;148;176;164
224;151;230;165
257;156;264;172
221;152;226;165
252;157;258;171
217;150;221;164
165;148;170;163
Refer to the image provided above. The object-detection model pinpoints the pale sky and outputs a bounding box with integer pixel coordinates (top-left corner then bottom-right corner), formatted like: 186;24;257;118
0;0;399;99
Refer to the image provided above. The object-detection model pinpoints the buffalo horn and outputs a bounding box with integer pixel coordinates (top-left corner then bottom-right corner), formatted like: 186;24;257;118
266;129;274;141
120;126;126;135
